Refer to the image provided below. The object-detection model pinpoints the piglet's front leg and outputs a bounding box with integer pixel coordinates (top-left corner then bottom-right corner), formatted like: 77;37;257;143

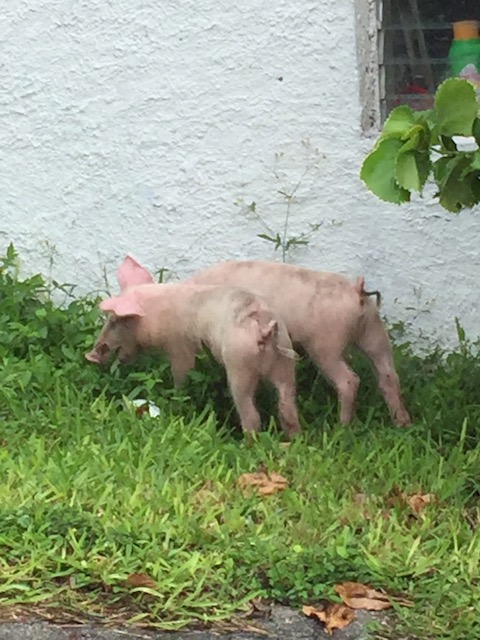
166;344;198;387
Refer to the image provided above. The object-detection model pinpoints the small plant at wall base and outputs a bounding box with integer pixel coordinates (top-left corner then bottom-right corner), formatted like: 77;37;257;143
241;198;321;263
361;78;480;213
237;153;324;262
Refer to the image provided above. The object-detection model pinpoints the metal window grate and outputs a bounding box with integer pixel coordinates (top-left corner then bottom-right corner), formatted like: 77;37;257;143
379;0;478;120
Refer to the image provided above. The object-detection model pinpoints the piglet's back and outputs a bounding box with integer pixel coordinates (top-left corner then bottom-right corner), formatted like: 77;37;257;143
127;283;213;346
187;286;266;355
191;261;363;343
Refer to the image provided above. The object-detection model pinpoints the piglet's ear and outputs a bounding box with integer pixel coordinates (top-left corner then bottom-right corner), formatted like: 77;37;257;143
99;293;145;317
117;255;154;291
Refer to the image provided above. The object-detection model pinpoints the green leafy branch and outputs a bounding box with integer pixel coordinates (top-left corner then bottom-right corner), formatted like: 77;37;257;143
360;78;480;213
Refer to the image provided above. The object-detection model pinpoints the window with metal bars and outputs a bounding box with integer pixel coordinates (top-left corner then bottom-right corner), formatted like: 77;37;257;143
378;0;479;121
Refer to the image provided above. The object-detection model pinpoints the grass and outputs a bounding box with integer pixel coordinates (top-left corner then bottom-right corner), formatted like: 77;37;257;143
1;245;480;638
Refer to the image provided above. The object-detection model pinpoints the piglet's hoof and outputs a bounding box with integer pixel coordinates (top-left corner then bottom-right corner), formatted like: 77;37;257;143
395;411;412;427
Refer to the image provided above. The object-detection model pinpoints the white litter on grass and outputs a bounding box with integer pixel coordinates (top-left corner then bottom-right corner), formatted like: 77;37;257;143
130;399;161;418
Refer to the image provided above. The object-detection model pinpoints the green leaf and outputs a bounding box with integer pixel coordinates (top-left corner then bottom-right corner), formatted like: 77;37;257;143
435;155;477;212
396;151;431;192
433;156;453;185
400;124;430;152
360;138;410;204
382;105;416;138
471;149;480;170
6;244;17;262
413;110;438;145
395;153;420;191
415;151;432;189
257;234;278;243
466;170;480;202
416;153;432;189
440;136;458;153
435;78;478;137
414;109;435;127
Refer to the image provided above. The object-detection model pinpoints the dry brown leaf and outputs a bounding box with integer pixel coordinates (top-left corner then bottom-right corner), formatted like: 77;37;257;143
353;492;368;506
386;487;436;515
248;596;272;617
335;582;391;611
335;581;412;610
406;493;435;514
126;573;158;590
237;471;288;496
134;403;150;417
236;596;272;621
462;507;479;530
303;603;355;635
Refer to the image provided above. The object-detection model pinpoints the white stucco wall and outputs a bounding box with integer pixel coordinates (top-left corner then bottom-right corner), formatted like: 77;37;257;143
1;0;479;349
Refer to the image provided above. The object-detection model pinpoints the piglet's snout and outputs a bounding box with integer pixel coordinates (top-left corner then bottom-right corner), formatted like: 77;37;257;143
85;343;111;365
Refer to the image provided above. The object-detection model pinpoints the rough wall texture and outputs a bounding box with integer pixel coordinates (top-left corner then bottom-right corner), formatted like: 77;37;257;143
1;0;479;348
